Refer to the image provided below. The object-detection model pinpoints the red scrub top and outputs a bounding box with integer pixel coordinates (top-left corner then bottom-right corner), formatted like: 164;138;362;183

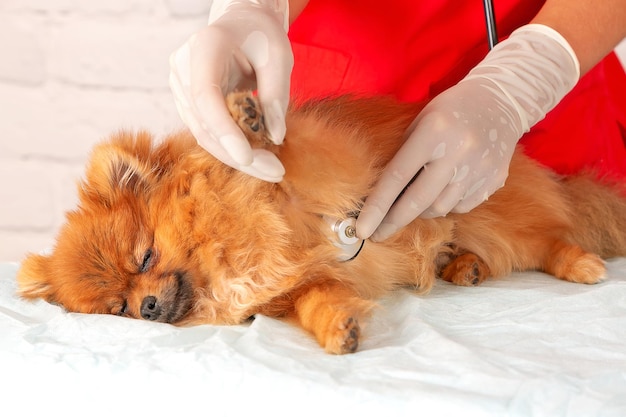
288;0;626;181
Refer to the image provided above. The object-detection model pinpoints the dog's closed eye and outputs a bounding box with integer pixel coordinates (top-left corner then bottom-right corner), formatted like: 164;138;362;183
139;248;154;273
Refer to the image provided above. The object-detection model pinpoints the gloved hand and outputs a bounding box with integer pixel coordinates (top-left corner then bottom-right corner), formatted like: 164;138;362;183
169;0;292;182
356;24;580;241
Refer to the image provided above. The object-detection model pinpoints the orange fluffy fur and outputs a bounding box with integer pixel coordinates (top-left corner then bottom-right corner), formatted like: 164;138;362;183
17;92;626;354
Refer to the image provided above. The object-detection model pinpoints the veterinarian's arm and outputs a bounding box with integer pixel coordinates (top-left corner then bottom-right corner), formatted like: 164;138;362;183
531;0;626;75
169;0;308;182
356;0;626;241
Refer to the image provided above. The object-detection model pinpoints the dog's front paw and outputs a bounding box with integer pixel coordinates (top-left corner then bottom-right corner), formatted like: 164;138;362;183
226;91;271;147
293;282;372;354
324;314;361;354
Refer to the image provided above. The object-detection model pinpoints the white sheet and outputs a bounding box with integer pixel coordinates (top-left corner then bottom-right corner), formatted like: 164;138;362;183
2;259;626;416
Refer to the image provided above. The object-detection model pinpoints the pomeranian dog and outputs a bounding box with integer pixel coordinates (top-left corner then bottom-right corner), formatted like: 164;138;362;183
17;91;626;354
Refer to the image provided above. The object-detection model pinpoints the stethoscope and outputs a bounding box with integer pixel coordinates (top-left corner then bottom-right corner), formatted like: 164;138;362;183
328;0;500;262
482;0;499;49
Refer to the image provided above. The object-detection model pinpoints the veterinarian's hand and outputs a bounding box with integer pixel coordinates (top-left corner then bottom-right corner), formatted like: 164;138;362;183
357;24;580;241
169;0;292;182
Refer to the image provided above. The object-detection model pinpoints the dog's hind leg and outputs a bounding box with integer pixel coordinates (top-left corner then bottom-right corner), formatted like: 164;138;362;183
542;240;606;284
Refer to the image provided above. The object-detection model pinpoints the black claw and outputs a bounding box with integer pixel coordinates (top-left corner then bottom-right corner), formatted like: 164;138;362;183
245;96;257;108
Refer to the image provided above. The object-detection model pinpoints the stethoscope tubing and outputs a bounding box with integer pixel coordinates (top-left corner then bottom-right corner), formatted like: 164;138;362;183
482;0;499;49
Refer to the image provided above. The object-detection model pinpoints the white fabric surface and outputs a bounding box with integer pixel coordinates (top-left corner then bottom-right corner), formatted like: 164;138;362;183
2;259;626;416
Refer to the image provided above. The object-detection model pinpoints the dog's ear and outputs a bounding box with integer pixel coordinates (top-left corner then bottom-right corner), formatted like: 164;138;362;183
80;132;154;206
17;253;55;301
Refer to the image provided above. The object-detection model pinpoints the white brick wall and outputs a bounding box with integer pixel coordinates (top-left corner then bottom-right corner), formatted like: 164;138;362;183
0;2;625;262
0;0;210;261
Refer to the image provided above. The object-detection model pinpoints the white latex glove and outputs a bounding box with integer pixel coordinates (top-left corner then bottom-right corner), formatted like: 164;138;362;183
169;0;292;182
356;24;580;241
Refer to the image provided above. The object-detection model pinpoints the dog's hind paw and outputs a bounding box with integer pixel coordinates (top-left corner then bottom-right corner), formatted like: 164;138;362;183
556;252;606;284
441;252;490;286
545;242;606;285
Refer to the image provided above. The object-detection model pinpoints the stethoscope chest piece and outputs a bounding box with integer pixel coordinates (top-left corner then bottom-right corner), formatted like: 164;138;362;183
323;216;365;262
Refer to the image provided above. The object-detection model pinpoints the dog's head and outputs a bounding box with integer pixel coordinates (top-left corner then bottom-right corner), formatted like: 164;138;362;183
17;132;198;324
18;130;306;326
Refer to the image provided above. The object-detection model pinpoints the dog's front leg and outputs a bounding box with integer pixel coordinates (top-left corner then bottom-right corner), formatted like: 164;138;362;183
289;279;374;354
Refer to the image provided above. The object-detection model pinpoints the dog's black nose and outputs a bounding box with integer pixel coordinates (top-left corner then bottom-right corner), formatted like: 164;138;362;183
140;296;160;321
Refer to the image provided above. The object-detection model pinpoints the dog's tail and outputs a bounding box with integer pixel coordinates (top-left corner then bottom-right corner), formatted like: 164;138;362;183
563;175;626;258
